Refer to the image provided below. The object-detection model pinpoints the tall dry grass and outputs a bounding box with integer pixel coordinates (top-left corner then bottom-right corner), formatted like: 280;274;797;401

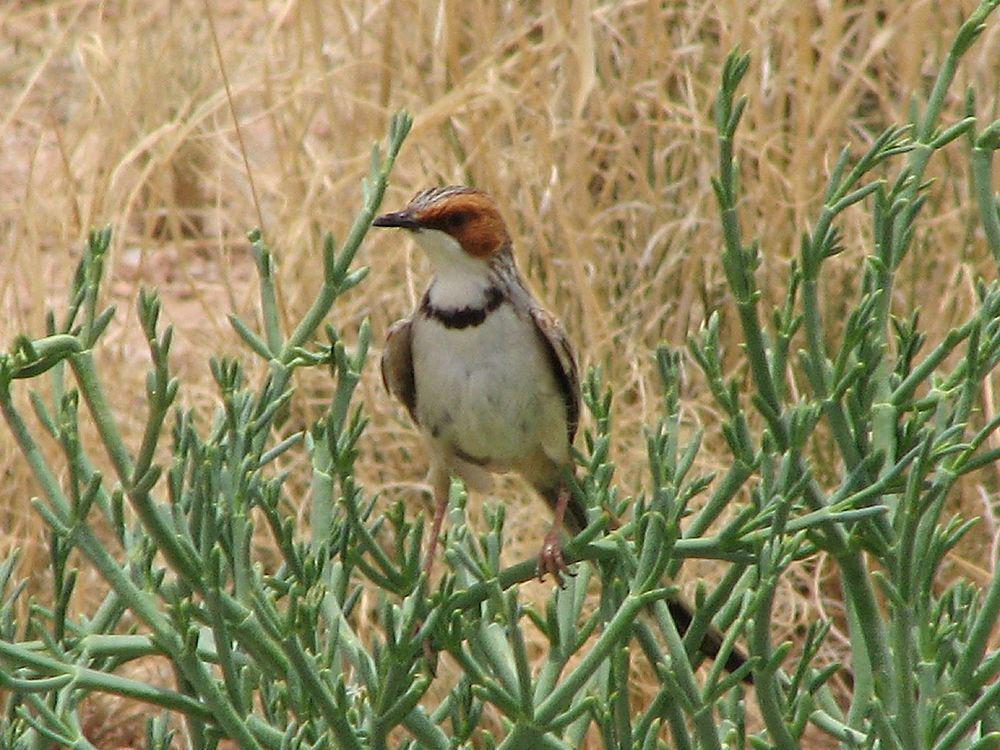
1;0;998;744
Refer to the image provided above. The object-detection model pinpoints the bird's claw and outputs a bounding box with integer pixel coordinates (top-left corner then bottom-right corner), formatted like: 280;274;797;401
536;538;575;588
423;636;439;676
411;618;439;676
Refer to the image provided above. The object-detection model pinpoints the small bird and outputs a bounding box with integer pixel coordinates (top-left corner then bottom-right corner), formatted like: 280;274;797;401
374;185;579;583
374;186;748;677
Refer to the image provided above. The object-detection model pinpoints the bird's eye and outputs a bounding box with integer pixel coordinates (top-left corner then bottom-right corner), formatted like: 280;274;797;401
448;212;468;227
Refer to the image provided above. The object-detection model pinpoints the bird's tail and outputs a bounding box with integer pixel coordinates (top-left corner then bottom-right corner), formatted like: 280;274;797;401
541;481;750;681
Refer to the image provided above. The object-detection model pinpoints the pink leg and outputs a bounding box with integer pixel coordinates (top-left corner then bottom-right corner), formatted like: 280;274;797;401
423;467;450;579
418;467;451;673
537;482;573;586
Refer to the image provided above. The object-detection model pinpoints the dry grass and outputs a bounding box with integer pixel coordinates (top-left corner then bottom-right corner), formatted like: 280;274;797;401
1;0;999;746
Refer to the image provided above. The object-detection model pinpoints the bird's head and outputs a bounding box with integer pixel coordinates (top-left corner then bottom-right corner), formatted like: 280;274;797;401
373;186;511;274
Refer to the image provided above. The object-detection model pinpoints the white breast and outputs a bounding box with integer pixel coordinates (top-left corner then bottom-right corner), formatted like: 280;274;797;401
411;304;569;469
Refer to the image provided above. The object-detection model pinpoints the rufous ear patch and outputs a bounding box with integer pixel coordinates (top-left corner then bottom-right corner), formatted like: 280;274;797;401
417;192;510;258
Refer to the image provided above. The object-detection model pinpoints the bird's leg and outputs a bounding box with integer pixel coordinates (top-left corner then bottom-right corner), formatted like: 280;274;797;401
537;481;573;586
423;466;451;580
416;466;451;675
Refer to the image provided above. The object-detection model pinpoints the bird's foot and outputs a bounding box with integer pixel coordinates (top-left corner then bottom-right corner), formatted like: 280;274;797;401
422;636;439;676
536;533;575;588
410;619;440;676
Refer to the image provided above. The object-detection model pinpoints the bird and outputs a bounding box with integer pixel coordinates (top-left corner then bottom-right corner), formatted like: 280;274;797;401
374;185;578;584
373;185;748;676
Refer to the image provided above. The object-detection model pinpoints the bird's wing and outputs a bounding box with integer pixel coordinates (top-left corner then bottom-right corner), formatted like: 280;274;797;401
381;318;418;424
529;306;580;444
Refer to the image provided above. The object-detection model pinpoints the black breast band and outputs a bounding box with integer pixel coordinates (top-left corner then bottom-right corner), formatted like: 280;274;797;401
420;286;505;329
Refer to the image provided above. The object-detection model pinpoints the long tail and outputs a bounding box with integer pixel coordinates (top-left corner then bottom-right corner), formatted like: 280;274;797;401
542;482;751;681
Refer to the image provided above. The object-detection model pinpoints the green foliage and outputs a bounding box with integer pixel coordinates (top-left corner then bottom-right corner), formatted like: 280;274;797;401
2;3;1000;747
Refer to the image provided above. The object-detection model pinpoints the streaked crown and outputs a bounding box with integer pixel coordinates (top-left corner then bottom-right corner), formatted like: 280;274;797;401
373;186;511;259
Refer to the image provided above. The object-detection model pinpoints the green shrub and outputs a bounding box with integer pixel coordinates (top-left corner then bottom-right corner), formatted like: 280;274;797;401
2;2;1000;748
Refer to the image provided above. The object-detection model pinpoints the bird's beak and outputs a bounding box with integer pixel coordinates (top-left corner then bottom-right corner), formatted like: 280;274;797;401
372;210;421;230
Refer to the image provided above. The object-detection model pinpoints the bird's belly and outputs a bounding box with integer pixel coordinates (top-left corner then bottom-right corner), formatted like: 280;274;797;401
412;308;563;467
